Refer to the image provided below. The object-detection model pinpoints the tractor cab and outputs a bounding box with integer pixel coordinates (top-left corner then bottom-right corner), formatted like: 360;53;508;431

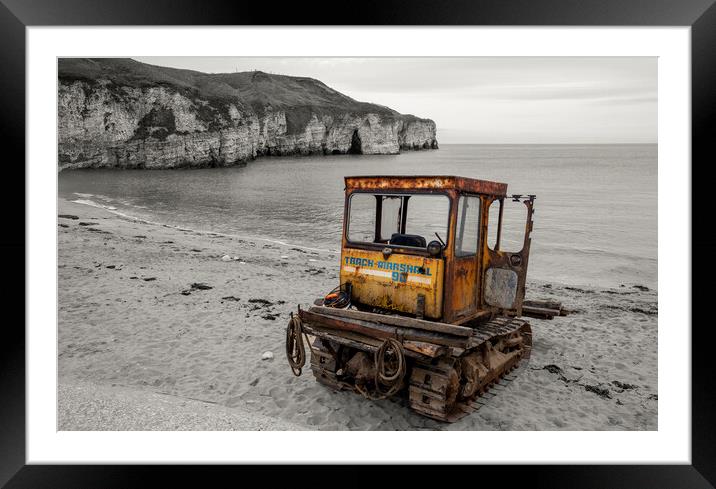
287;175;540;422
340;175;535;324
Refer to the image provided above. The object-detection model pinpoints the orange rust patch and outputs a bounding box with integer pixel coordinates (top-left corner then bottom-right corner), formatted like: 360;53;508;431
345;175;507;197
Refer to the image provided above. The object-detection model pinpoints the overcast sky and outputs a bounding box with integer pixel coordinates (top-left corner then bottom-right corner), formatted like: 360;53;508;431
135;57;656;144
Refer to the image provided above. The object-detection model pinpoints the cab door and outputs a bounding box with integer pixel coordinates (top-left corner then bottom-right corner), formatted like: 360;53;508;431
482;195;535;316
446;194;482;322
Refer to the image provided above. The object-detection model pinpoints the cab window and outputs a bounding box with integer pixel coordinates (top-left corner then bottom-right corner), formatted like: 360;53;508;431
455;195;481;256
347;193;450;248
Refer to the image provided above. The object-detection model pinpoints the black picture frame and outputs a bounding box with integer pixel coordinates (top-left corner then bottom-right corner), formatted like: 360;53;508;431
2;0;713;487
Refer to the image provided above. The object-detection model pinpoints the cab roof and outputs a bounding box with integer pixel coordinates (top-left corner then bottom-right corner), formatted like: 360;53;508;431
344;175;507;197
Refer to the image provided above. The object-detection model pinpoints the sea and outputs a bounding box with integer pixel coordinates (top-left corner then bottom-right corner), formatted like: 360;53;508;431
58;144;657;290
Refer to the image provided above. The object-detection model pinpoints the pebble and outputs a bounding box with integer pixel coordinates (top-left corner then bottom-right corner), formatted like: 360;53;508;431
261;351;274;360
221;255;232;262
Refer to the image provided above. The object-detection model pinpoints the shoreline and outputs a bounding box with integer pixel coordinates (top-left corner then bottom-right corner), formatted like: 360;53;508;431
65;194;657;291
58;146;439;173
68;197;341;255
58;197;658;430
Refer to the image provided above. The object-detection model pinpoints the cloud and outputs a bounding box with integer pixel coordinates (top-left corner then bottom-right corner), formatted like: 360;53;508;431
134;56;657;144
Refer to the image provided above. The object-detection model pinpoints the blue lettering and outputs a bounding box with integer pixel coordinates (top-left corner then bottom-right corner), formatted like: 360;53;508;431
391;271;407;283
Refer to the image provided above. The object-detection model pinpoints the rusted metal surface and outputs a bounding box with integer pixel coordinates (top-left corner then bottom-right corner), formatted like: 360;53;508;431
312;305;473;337
302;311;532;422
403;340;447;358
481;195;535;317
340;248;444;319
408;317;531;422
345;175;508;197
446;255;479;322
340;179;533;322
300;307;468;348
287;175;542;422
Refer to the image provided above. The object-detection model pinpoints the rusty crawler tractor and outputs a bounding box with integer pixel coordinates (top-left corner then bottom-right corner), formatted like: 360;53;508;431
286;176;538;422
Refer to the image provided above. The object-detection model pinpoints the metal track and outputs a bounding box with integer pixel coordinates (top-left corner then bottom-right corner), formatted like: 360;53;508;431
408;317;532;422
307;316;532;423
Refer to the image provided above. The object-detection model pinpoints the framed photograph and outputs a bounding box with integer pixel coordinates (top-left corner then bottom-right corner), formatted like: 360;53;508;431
4;0;714;486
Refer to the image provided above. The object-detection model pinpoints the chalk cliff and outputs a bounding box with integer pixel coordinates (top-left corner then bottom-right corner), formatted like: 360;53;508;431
58;58;438;170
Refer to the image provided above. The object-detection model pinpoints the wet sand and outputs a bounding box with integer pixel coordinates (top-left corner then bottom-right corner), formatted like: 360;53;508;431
58;198;658;431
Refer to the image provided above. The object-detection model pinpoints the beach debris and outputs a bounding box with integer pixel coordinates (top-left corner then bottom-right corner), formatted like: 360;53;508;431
630;306;657;315
190;248;202;252
262;313;278;321
564;286;594;294
58;214;79;220
603;303;658;315
143;277;157;281
248;298;273;307
250;378;260;386
522;299;566;319
612;380;637;390
632;285;650;292
190;282;213;290
261;351;274;360
221;296;241;302
280;255;289;259
129;276;138;280
106;265;116;269
78;221;99;226
221;254;244;262
85;226;112;234
59;223;69;228
542;364;563;375
308;258;318;262
133;235;147;239
584;384;612;399
179;283;213;296
536;364;584;384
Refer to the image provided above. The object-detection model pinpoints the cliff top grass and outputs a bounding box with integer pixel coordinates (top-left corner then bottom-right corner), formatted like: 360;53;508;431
58;58;429;133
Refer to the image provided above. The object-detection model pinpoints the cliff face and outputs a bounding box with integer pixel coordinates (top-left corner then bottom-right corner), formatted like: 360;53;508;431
58;59;438;170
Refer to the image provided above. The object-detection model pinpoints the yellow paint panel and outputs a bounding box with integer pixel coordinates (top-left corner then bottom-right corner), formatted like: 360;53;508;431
340;248;444;319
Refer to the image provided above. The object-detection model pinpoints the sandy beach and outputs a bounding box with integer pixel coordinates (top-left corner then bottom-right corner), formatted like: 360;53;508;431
58;198;658;431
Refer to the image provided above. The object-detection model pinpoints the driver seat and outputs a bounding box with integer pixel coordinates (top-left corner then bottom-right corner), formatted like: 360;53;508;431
389;233;426;248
